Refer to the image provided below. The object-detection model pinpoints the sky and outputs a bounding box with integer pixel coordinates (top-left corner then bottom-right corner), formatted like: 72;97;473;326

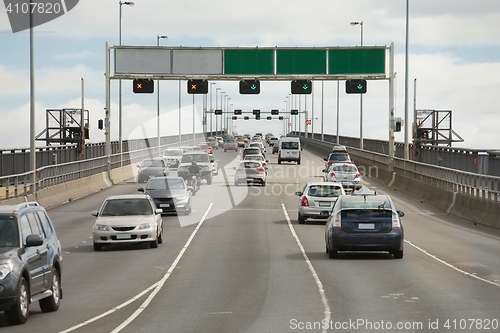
1;0;500;151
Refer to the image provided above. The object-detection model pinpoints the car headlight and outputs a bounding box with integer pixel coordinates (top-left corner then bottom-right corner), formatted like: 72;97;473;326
0;263;14;280
94;224;110;231
138;223;154;230
175;195;189;202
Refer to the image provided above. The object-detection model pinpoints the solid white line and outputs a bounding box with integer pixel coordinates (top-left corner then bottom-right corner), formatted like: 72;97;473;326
405;240;500;288
59;192;218;333
110;202;215;333
281;202;331;333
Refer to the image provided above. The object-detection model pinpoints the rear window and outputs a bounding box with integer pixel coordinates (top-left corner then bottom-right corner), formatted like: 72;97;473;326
328;153;350;162
141;160;164;167
146;178;185;190
181;154;209;163
244;148;261;155
341;209;392;222
308;185;343;197
164;149;182;156
240;162;261;169
281;141;299;149
331;165;357;172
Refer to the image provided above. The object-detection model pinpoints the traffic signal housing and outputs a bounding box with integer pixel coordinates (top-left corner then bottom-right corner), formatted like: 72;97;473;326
133;79;154;93
271;109;279;115
267;116;272;120
244;116;249;120
234;109;242;115
395;121;402;132
239;80;260;94
291;80;312;94
346;79;367;94
252;109;260;115
214;109;222;115
290;109;299;115
98;119;103;130
187;79;209;94
278;116;284;120
232;116;238;120
255;115;260;120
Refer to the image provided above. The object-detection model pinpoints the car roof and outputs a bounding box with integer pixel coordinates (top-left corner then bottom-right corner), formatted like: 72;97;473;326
105;194;151;200
0;202;42;214
306;181;343;187
337;193;394;209
183;151;208;155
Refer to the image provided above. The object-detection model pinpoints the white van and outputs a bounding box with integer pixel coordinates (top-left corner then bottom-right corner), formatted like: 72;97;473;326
278;137;301;165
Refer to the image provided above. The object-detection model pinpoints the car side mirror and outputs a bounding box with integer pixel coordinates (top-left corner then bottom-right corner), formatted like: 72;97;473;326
397;211;405;217
138;188;144;192
323;158;327;161
321;169;326;173
25;234;43;247
295;191;302;196
155;208;163;214
91;211;99;217
266;160;269;162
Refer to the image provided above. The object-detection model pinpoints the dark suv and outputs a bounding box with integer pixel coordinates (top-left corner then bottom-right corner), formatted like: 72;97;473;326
0;202;63;325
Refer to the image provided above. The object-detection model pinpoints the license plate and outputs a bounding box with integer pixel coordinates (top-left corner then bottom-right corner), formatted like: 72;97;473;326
341;181;351;185
116;233;131;239
358;223;375;230
159;204;170;208
319;202;331;207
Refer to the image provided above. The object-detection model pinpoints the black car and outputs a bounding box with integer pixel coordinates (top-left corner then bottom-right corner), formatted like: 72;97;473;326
0;202;63;325
137;158;169;183
324;188;404;259
138;176;192;215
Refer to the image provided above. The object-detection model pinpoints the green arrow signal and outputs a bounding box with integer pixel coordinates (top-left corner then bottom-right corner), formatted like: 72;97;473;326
250;84;257;90
356;84;363;90
302;84;309;90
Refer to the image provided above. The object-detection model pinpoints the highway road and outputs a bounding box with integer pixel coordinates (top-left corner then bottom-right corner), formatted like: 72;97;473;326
2;145;500;333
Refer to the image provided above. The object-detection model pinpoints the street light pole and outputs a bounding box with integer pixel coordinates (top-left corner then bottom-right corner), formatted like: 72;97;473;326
156;35;168;156
350;20;364;149
210;83;215;135
119;1;134;164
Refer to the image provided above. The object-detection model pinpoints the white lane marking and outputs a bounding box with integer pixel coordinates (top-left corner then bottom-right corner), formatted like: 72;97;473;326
59;192;219;333
281;202;331;333
405;240;500;288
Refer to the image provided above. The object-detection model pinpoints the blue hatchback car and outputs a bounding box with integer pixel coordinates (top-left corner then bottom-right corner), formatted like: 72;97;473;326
324;189;404;259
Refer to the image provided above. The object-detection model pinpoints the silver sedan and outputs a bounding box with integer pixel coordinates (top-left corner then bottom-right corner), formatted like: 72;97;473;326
296;182;345;224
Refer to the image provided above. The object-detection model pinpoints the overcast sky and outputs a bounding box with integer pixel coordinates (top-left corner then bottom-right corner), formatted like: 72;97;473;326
1;0;499;150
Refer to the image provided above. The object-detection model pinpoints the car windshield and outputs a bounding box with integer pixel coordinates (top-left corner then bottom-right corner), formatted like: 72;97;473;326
0;217;20;247
101;199;153;216
141;160;164;168
163;149;181;156
281;141;299;149
308;185;343;197
147;178;185;190
181;154;208;163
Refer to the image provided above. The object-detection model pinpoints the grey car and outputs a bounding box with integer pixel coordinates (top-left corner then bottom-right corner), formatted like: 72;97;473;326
138;176;192;215
0;202;63;325
296;182;346;224
137;158;169;183
323;163;362;191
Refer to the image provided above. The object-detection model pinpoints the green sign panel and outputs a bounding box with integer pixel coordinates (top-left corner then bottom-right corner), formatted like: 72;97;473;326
224;49;274;75
276;49;327;75
328;48;385;75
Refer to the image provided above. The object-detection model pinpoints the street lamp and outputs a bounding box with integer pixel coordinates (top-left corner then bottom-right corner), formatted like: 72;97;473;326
210;83;216;135
156;35;168;156
350;20;364;149
118;1;134;164
215;88;221;135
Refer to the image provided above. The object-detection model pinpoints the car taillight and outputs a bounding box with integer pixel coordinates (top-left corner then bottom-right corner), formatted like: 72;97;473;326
301;196;309;207
355;173;361;178
236;167;244;172
392;213;401;229
242;154;246;158
329;172;336;178
256;167;266;172
328;161;332;165
333;213;341;228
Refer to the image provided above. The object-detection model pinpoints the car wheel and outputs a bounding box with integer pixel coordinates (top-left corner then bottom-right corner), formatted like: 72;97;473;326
150;237;158;248
234;181;238;186
5;276;29;325
262;181;266;187
298;213;306;224
297;160;301;165
393;250;404;259
224;149;227;152
158;229;163;244
278;159;282;164
39;268;61;312
93;243;102;251
326;241;338;259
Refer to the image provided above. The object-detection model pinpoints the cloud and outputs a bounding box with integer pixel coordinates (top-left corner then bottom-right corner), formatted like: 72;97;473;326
54;49;95;60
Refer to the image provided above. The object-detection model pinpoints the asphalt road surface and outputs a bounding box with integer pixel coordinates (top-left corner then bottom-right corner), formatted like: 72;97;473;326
2;145;499;333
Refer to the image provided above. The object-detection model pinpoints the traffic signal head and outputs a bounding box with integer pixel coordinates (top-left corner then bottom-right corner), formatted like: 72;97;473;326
290;109;299;115
239;80;260;94
346;79;367;94
271;109;279;115
244;116;249;120
291;80;312;94
395;121;402;132
234;109;242;115
232;116;238;120
252;109;260;115
255;115;260;120
267;116;272;120
214;109;222;115
187;79;209;94
133;79;154;93
98;119;103;130
279;116;284;120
